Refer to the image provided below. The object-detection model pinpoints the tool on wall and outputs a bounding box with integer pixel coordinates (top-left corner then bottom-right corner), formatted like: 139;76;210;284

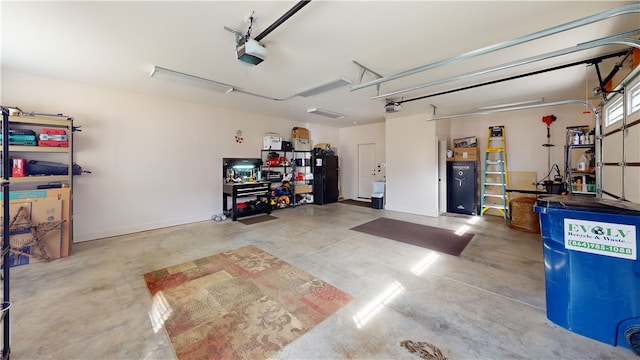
480;125;509;218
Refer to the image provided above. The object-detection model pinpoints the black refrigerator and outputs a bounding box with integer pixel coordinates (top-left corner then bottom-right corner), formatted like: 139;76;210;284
313;154;339;204
447;161;478;215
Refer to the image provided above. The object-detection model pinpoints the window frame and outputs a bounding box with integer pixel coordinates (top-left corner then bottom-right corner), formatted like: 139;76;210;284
628;80;640;116
604;96;624;127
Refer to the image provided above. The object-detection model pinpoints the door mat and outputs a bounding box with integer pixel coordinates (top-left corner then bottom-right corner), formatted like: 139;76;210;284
339;199;371;208
350;217;474;256
143;245;352;360
238;214;277;225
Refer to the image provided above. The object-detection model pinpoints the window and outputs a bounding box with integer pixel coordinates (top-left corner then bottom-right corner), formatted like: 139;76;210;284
605;97;623;127
629;81;640;115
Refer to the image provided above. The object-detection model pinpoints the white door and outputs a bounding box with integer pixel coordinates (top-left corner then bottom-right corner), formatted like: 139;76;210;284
358;143;376;199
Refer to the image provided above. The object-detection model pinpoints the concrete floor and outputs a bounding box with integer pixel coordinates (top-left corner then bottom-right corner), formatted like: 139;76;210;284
5;202;638;359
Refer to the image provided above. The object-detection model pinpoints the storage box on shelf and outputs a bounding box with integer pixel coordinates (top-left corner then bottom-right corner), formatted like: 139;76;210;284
454;147;478;161
263;132;282;150
452;136;479;161
293;138;311;151
291;127;309;140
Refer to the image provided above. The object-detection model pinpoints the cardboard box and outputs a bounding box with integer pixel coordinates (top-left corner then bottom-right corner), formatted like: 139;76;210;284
291;127;309;139
295;184;312;194
454;147;478;161
454;136;477;148
1;188;71;257
293;138;311;151
1;198;63;266
263;135;282;150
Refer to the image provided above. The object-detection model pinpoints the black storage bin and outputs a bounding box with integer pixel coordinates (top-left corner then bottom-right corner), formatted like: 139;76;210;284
372;196;384;209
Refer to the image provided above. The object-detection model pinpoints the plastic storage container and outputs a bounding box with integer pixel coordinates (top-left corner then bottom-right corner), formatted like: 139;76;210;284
534;195;640;354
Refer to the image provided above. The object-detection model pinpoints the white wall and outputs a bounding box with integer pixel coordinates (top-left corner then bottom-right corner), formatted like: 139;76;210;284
385;113;439;217
338;122;386;200
2;70;601;242
2;70;338;242
449;106;596;184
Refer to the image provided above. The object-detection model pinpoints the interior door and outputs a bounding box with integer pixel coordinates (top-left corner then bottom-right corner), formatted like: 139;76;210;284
358;143;375;199
438;138;447;213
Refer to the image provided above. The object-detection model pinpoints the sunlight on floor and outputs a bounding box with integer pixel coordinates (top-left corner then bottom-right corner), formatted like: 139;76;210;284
148;291;173;333
455;224;471;236
455;216;482;236
411;251;440;276
353;281;405;329
467;216;481;225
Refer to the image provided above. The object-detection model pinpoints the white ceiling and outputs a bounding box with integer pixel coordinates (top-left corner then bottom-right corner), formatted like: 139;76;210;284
2;1;639;127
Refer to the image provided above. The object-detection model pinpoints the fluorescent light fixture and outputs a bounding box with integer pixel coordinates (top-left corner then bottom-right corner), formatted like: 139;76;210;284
296;76;352;97
150;66;234;94
478;98;544;110
307;108;345;119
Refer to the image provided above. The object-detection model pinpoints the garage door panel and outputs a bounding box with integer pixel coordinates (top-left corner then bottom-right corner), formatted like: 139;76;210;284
625;125;640;163
601;166;622;199
624;167;640;203
602;131;623;163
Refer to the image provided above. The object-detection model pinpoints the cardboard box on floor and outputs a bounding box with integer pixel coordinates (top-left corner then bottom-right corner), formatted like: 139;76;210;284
1;187;71;258
1;198;63;266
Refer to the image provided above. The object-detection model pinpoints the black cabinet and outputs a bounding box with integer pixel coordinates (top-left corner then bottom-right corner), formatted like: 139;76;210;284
447;161;478;215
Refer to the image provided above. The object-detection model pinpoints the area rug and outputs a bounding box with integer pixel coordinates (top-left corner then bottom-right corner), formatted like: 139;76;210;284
339;199;371;208
143;245;352;360
238;214;277;225
350;217;474;256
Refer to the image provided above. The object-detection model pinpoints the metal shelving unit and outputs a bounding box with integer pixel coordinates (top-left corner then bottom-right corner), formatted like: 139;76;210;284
1;106;11;360
0;108;77;359
291;150;313;205
565;126;597;196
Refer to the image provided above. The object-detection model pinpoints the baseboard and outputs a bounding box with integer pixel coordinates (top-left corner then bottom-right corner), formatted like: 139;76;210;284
74;214;212;242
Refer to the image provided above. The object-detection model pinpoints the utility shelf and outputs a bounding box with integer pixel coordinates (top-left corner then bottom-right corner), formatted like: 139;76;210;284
3;145;70;153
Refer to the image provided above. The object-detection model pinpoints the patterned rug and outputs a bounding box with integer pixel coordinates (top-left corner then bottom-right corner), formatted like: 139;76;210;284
144;245;352;359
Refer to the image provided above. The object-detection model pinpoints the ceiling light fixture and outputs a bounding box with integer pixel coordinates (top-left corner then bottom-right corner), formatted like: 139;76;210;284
296;77;352;97
477;98;544;110
150;66;234;94
307;108;345;119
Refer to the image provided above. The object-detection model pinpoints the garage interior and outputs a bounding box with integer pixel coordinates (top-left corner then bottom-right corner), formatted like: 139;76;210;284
1;1;640;359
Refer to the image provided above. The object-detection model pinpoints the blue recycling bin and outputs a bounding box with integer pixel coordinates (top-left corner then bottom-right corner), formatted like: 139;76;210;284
534;195;640;354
